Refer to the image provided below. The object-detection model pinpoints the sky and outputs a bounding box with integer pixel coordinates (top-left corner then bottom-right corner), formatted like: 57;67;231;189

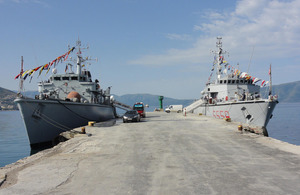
0;0;299;99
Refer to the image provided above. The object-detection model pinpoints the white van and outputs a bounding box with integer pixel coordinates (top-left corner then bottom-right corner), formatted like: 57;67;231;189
165;105;183;113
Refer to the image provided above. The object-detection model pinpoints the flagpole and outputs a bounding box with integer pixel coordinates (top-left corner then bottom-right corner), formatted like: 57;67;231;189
18;56;24;94
269;64;272;96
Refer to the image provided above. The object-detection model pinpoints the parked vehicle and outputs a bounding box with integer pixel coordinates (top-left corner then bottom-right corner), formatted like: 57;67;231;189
165;105;183;113
133;102;146;118
123;110;141;123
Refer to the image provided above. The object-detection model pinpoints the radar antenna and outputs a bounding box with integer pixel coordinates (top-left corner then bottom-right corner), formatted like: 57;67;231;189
211;37;228;80
66;38;97;74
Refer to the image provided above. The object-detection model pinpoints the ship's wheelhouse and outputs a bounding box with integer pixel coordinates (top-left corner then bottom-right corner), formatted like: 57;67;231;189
38;70;102;103
204;76;260;103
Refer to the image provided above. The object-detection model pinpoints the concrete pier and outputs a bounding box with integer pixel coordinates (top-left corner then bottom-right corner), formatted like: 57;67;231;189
1;112;300;194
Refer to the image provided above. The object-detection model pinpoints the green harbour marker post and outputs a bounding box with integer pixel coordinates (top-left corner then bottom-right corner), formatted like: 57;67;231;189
159;96;164;111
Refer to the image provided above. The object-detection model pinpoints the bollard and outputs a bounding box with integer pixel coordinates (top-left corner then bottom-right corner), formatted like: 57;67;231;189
88;121;95;126
81;127;86;134
224;118;231;122
238;125;243;133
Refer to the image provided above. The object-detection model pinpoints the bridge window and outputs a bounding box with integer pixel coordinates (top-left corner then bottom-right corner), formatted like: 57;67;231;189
62;77;69;80
54;77;61;81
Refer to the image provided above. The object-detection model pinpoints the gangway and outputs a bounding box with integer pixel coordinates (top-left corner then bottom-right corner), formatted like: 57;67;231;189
184;99;203;113
113;100;132;111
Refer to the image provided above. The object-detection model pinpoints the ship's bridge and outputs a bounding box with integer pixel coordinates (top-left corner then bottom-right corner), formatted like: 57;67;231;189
205;75;260;102
37;70;106;104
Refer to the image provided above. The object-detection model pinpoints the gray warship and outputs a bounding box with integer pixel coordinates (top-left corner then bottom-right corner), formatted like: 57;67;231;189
185;37;278;135
15;40;116;147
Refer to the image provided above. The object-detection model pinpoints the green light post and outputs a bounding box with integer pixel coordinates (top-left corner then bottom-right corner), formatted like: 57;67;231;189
159;96;164;111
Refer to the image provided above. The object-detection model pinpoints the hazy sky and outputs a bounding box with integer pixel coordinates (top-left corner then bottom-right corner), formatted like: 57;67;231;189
1;0;299;99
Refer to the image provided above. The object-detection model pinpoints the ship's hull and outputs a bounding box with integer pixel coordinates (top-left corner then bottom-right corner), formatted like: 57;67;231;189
15;97;116;146
193;100;277;131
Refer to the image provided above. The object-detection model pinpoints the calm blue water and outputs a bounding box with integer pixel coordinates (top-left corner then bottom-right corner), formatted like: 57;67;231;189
0;111;30;167
0;103;299;167
267;103;300;146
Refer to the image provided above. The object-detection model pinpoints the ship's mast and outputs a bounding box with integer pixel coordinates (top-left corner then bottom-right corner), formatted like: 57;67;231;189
269;64;272;96
76;38;82;75
213;37;227;81
72;38;96;76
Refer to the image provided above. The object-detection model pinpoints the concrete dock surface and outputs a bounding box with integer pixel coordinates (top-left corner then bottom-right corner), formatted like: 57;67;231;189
1;112;300;195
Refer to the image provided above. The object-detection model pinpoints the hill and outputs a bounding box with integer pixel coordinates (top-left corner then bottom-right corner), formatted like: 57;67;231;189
0;87;18;110
113;93;194;108
261;81;300;102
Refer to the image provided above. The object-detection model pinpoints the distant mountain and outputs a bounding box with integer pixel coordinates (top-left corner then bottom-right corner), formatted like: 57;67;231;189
0;87;18;110
262;81;300;102
113;93;194;108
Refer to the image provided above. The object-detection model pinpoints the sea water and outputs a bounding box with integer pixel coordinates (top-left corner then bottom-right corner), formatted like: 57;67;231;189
0;111;30;167
0;103;299;167
267;102;300;146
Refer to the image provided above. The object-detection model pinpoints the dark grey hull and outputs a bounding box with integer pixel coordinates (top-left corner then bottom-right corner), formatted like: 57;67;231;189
15;98;116;146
